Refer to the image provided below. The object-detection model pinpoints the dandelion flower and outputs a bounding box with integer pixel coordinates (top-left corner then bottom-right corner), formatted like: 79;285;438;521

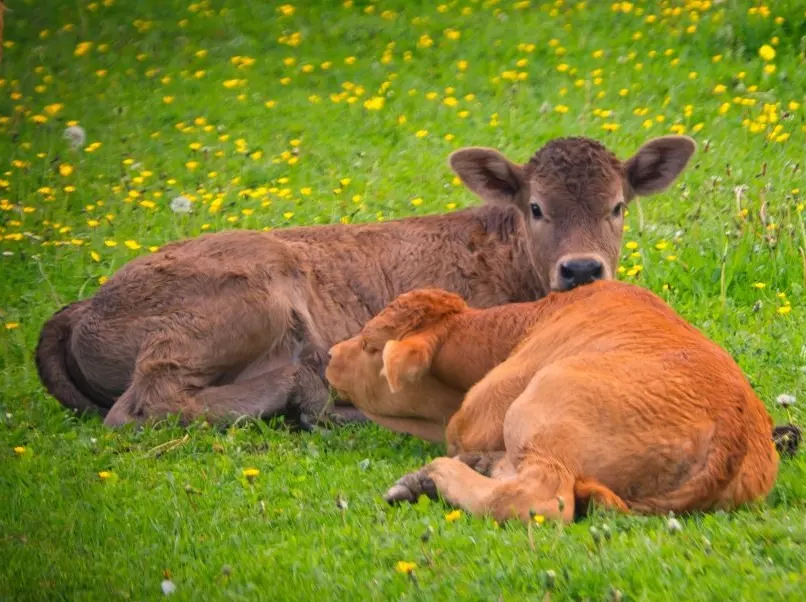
59;164;74;177
758;45;776;61
161;579;177;596
14;446;26;455
776;393;796;407
170;196;192;214
445;509;463;522
242;468;260;481
5;322;20;330
395;561;416;574
98;471;113;480
64;125;87;149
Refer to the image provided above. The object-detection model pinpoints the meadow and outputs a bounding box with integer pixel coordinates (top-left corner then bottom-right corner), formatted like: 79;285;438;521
1;0;806;599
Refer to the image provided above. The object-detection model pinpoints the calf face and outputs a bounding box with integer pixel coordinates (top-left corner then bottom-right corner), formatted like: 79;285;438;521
450;136;696;291
327;289;467;406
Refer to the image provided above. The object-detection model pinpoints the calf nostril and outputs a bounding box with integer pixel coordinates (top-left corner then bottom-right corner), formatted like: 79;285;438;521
591;262;604;280
560;263;574;282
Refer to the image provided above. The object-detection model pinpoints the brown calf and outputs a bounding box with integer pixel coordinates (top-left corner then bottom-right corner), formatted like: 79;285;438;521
35;136;695;427
326;282;781;522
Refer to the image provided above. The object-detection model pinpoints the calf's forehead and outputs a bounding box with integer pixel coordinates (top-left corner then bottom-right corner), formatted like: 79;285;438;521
525;137;626;208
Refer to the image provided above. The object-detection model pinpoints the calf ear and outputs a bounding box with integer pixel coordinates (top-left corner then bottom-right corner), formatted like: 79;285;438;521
381;335;434;394
625;136;696;198
449;147;525;206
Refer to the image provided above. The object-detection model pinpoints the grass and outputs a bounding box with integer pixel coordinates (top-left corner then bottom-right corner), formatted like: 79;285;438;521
2;0;806;599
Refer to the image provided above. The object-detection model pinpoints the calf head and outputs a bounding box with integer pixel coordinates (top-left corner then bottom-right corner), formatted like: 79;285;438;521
450;136;696;291
326;289;467;408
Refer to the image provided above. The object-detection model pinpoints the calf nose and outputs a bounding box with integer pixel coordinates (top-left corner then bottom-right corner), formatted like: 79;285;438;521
559;258;604;290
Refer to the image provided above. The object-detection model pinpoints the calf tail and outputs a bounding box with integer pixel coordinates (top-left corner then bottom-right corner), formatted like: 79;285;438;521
35;301;106;415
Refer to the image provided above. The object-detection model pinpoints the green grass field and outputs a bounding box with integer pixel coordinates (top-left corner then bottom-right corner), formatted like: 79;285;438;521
2;0;806;599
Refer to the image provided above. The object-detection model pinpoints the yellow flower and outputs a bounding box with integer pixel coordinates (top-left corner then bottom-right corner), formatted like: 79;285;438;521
411;198;423;206
14;446;26;455
5;322;20;330
602;123;620;132
752;282;766;289
445;509;463;522
363;96;385;110
98;471;113;480
278;4;295;16
242;468;260;481
74;41;93;56
533;514;546;525
415;129;428;138
395;561;416;574
124;240;141;250
57;163;74;177
625;241;639;250
185;161;199;171
98;276;108;285
90;251;101;262
777;306;791;315
44;103;64;116
758;45;776;61
163;96;175;104
764;64;776;75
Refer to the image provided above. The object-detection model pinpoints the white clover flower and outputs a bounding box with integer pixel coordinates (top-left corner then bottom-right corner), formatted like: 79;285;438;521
776;393;796;408
667;517;683;533
63;125;86;150
170;195;192;214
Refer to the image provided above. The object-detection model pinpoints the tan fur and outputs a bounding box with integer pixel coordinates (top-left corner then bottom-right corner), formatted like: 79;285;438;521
35;136;695;427
327;282;779;522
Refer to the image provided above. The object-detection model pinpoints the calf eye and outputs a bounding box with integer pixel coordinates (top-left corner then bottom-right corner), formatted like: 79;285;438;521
530;202;544;220
611;202;626;218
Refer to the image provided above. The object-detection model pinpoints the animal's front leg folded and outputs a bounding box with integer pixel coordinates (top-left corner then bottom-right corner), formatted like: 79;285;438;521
383;451;507;504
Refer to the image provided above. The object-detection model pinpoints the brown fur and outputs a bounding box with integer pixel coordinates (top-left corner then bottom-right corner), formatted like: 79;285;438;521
35;136;696;427
327;282;780;522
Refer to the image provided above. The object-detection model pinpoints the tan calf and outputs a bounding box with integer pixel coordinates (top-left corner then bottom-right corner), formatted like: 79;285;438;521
326;282;781;523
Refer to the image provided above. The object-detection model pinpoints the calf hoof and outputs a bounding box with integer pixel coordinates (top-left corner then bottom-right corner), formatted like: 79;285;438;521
383;470;438;505
773;424;802;456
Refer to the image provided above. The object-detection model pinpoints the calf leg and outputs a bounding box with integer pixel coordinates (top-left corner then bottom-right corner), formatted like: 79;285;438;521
384;451;507;504
103;328;331;428
423;456;577;524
